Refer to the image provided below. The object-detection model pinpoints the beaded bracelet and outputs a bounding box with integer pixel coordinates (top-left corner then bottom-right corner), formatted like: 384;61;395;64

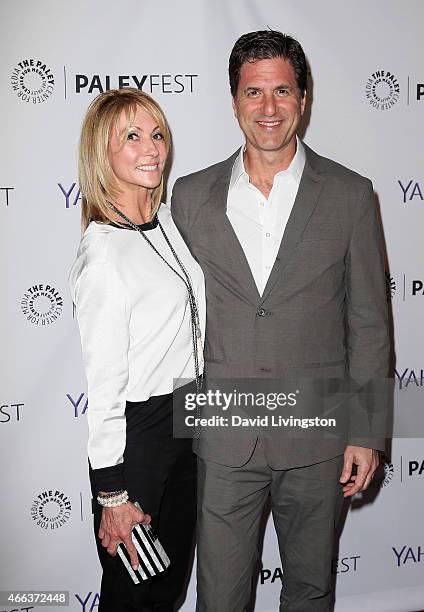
97;489;129;507
98;489;126;499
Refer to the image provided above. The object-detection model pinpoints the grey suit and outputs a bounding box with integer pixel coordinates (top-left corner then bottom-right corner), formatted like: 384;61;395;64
171;143;389;611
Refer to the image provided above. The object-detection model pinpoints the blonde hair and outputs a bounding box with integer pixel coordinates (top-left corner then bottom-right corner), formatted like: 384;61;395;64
79;88;171;232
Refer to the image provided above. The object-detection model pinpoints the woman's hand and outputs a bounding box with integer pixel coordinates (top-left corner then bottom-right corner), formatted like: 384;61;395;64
98;501;151;570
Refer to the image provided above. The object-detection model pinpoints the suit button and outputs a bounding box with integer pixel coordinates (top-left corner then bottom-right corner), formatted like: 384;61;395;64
257;308;266;317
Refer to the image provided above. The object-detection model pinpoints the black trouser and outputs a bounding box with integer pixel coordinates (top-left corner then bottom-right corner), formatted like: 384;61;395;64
91;389;197;612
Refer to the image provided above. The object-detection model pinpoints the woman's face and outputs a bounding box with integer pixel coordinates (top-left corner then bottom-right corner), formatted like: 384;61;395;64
108;105;167;195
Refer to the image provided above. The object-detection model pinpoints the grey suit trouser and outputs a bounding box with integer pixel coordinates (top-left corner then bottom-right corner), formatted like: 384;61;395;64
196;439;344;612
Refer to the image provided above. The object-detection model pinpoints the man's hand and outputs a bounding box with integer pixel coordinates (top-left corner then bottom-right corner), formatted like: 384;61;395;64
339;445;380;497
98;501;151;570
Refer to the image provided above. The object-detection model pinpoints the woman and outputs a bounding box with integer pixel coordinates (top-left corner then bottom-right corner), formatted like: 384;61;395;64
69;88;205;611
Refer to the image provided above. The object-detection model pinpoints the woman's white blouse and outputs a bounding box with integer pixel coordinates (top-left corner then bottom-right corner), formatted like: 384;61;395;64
69;203;205;473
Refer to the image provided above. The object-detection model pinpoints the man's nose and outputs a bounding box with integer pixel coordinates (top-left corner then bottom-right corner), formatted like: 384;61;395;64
262;93;277;116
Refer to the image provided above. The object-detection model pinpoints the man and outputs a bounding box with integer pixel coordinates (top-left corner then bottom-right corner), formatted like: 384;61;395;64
171;30;389;611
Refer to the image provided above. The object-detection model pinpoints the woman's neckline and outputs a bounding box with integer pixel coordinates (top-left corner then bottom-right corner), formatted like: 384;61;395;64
108;214;159;232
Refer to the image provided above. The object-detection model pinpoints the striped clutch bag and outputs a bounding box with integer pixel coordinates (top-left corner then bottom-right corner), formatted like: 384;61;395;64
117;502;171;584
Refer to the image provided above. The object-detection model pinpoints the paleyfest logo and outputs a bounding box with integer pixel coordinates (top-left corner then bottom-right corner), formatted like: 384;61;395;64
365;70;400;110
74;72;198;95
11;59;55;103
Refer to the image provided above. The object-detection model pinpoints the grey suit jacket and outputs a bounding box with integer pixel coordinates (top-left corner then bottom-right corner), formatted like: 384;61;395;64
171;143;390;468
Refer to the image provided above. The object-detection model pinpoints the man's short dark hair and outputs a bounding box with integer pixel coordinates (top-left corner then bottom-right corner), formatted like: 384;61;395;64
229;30;307;98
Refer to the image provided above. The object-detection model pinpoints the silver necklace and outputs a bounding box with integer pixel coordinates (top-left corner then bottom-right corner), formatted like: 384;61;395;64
108;203;203;396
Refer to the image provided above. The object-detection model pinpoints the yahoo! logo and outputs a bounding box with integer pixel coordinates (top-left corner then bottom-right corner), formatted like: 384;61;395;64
58;183;81;208
74;592;99;612
398;180;423;204
392;545;423;567
395;368;424;391
67;393;88;417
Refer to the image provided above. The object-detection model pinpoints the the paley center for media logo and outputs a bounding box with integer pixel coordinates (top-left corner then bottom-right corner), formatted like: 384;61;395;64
374;454;394;488
21;283;63;326
11;59;55;103
386;273;424;301
365;70;400;110
365;70;424;109
30;490;71;530
385;272;396;300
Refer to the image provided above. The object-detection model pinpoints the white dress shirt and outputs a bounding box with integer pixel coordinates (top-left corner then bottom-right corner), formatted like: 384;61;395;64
69;203;205;472
226;137;306;295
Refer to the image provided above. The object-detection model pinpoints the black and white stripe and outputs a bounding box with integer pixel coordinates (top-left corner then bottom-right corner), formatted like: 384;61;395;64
117;504;171;584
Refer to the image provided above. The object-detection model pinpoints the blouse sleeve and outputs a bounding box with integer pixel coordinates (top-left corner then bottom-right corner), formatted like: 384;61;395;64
73;261;130;492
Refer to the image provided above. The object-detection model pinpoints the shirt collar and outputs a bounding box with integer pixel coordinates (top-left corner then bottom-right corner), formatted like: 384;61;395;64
230;135;306;190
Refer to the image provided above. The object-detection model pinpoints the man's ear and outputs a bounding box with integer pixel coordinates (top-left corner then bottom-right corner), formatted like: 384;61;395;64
300;92;307;116
232;96;238;119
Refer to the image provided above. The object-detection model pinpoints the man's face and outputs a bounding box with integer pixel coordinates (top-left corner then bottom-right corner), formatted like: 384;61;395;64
232;57;306;156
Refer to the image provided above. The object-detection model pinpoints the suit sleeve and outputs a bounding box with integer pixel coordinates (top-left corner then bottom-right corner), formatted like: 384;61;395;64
345;180;390;450
171;177;191;244
73;261;130;491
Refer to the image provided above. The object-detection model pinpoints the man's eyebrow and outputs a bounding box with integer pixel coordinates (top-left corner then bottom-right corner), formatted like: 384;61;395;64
243;84;293;93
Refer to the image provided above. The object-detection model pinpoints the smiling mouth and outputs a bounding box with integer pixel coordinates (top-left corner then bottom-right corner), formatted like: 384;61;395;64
256;120;282;128
136;164;159;171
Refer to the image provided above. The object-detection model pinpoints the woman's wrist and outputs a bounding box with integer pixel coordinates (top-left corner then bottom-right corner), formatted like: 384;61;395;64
97;489;129;507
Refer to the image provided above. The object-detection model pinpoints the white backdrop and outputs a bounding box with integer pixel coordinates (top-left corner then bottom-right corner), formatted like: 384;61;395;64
1;1;423;611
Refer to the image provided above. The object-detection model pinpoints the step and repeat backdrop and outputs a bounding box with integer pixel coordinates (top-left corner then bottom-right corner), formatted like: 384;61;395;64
1;1;423;611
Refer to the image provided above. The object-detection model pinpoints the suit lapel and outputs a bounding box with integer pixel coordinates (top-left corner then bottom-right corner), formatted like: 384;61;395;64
260;146;326;303
207;144;326;305
208;154;261;304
